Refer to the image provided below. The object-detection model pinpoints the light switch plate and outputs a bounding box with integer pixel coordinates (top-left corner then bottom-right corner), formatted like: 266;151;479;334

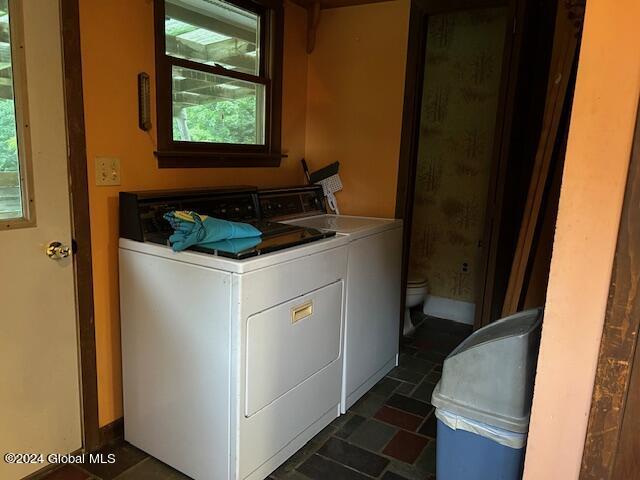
95;157;121;186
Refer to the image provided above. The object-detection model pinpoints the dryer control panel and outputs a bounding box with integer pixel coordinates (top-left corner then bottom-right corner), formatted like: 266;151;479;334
258;186;326;220
119;186;259;242
119;185;328;243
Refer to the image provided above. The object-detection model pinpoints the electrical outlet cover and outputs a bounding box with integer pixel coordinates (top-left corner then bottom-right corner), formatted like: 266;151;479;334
95;156;121;186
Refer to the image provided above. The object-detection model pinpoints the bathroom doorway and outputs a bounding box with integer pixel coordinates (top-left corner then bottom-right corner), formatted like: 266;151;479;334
408;4;510;326
396;0;578;335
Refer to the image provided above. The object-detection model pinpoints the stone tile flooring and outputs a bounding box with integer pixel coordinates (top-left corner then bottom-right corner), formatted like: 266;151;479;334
39;313;471;480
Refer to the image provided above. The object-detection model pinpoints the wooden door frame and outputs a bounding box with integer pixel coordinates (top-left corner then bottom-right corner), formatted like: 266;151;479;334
580;97;640;479
473;0;529;328
395;0;522;340
60;0;100;453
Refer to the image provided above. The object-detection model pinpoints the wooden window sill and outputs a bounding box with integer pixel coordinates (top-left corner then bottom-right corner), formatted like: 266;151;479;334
155;150;287;168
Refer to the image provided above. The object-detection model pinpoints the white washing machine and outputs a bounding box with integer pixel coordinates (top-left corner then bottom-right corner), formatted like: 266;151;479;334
118;187;349;480
259;186;403;411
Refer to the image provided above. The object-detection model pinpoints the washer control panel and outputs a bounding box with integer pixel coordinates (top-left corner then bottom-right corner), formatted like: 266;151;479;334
258;186;326;220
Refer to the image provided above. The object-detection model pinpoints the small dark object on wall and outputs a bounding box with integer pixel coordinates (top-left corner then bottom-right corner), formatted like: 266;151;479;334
309;161;340;183
138;72;151;131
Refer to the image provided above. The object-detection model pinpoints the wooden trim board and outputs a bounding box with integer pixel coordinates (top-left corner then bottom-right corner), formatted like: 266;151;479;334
60;0;100;452
501;0;584;316
473;0;527;328
580;97;640;479
395;0;429;343
99;417;125;447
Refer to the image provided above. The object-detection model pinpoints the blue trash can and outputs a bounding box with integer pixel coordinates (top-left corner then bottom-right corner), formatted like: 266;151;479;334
435;409;527;480
430;309;543;480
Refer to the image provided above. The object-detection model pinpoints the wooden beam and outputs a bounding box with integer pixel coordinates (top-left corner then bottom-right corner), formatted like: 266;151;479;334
172;86;253;106
501;0;584;316
166;35;256;72
175;77;250;91
394;0;429;345
206;38;256;71
59;0;101;453
173;69;255;99
165;2;255;43
580;96;640;479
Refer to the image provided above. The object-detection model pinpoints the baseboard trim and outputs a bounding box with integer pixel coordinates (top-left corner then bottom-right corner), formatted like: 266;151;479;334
23;463;64;480
99;417;124;448
23;447;84;480
423;295;475;325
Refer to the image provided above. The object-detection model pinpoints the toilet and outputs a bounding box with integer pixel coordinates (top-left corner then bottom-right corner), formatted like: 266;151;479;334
404;276;428;336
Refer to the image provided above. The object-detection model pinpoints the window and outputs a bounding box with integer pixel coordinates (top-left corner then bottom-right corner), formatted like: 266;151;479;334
154;0;284;167
0;0;33;227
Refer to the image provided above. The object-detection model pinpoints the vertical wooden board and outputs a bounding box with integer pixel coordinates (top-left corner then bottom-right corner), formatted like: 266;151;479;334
501;0;584;316
521;131;565;309
612;324;640;479
60;0;100;451
580;99;640;479
395;0;429;343
474;0;558;328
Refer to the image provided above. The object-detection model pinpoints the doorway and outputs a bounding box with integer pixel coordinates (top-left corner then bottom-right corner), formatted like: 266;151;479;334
396;0;579;336
0;0;97;478
406;4;510;326
394;0;583;475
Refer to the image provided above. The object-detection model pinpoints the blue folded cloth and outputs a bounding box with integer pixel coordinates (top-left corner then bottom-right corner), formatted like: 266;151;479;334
200;236;262;254
163;210;262;252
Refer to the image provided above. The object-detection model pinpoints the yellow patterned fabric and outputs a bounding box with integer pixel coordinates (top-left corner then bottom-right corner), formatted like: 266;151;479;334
173;210;209;223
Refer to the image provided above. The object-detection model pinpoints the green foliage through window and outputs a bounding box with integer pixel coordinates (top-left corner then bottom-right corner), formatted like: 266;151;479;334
0;98;18;172
172;96;258;144
0;0;25;220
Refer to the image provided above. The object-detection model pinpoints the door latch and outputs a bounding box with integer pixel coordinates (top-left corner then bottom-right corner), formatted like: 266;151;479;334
46;241;71;260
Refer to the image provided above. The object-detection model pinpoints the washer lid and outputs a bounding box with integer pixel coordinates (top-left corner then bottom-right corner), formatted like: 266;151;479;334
286;214;402;238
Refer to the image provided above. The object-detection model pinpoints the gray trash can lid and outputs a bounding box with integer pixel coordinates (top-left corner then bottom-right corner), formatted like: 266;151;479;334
431;308;543;432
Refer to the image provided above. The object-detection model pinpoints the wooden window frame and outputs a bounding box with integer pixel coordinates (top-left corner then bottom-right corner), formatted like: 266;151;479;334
153;0;284;168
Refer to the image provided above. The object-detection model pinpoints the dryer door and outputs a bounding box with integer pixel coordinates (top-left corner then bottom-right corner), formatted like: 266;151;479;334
245;280;343;417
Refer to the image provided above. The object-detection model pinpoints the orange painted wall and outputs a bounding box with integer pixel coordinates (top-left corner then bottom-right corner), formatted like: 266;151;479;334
79;0;310;426
523;0;640;477
305;0;410;218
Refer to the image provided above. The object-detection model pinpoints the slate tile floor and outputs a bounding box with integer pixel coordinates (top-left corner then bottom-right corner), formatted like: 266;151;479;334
40;313;471;480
